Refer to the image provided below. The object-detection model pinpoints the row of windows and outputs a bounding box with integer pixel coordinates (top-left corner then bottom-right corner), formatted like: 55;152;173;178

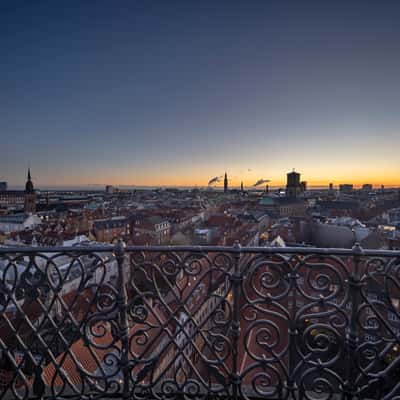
389;312;400;322
156;222;170;230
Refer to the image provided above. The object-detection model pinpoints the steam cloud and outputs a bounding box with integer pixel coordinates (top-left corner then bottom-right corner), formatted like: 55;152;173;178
253;179;271;187
208;176;223;185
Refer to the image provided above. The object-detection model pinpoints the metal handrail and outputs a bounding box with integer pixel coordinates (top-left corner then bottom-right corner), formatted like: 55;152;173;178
0;242;399;399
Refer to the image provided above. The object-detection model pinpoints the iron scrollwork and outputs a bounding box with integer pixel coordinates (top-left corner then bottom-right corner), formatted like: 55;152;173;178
0;245;399;399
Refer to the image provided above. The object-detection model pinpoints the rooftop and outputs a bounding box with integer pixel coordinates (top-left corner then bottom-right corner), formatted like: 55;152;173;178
0;213;31;224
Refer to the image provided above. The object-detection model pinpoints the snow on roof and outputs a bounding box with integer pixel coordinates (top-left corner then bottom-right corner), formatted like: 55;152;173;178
63;235;90;246
270;235;286;247
195;228;210;235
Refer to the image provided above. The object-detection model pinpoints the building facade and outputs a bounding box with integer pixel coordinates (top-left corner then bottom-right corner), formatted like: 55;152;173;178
0;170;36;213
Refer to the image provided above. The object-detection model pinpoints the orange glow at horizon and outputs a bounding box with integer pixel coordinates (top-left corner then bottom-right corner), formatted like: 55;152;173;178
25;147;400;188
35;169;400;188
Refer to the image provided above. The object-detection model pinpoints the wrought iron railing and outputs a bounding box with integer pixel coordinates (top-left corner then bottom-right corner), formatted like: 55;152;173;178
0;242;400;399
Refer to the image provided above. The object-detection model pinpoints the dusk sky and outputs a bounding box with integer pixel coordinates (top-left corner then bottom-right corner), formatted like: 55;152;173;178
2;1;400;188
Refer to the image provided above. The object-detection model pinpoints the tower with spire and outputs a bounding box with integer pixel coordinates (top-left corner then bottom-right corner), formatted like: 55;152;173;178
224;172;228;193
24;168;36;213
240;181;244;192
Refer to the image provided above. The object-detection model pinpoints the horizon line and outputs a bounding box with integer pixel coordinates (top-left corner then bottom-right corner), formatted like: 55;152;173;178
6;183;400;191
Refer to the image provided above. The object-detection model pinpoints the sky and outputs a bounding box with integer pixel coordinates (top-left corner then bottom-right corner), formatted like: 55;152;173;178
1;1;400;188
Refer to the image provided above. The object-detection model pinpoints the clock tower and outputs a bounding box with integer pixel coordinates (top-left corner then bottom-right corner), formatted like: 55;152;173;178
24;169;36;213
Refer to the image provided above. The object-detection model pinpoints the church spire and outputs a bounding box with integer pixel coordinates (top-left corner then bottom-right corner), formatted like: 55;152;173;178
224;172;228;193
24;168;36;213
25;168;34;194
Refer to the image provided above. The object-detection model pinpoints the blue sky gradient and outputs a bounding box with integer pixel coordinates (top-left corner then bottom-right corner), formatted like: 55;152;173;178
1;1;400;187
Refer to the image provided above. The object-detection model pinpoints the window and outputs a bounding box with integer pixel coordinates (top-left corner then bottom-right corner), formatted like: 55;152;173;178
365;334;376;342
366;319;378;328
388;312;399;322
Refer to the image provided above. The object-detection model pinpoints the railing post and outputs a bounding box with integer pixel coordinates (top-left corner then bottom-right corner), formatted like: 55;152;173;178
32;363;45;399
115;239;130;399
287;267;298;398
231;241;242;400
343;243;363;399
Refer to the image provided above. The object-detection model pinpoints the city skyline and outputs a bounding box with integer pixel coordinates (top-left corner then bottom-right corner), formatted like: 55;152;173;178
3;167;400;190
2;1;400;186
